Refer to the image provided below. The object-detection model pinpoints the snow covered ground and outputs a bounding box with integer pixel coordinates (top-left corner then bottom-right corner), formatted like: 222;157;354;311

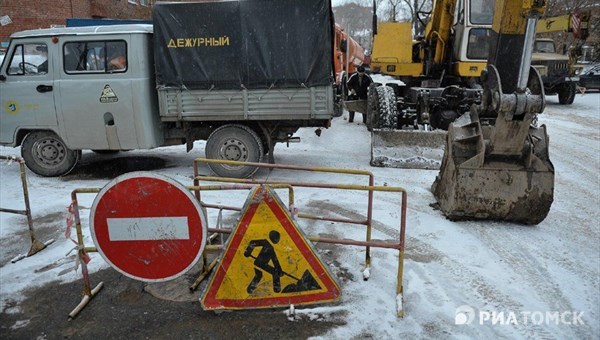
1;93;598;338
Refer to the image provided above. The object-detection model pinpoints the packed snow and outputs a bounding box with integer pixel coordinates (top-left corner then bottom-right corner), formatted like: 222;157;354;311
0;93;598;338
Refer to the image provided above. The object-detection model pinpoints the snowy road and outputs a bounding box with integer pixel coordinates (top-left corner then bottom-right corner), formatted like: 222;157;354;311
1;93;598;338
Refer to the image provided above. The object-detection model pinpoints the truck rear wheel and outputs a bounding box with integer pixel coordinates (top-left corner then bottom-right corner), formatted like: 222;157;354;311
205;124;264;178
21;131;80;177
558;83;576;105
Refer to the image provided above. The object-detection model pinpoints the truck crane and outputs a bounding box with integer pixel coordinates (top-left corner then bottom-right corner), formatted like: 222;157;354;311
432;0;554;225
532;11;591;104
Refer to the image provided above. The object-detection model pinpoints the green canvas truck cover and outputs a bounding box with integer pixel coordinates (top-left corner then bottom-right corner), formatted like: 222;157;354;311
153;0;334;90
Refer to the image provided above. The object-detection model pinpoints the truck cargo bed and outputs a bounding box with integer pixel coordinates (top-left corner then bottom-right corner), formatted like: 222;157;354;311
158;86;333;122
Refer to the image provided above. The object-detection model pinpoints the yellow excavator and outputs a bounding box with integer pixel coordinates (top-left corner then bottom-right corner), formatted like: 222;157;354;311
367;0;553;224
432;0;554;225
368;0;495;169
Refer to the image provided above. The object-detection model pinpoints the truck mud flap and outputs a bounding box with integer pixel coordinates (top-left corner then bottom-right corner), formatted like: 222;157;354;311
370;129;447;170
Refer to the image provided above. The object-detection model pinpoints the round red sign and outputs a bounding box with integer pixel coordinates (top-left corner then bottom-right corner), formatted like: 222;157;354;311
90;172;207;282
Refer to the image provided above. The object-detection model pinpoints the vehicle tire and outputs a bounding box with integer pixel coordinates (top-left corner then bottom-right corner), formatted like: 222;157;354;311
341;72;348;100
558;82;576;105
333;99;344;118
366;83;381;130
21;131;79;177
375;86;399;129
333;73;349;118
205;124;264;178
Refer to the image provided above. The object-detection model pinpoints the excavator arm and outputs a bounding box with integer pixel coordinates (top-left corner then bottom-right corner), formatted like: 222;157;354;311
432;0;554;225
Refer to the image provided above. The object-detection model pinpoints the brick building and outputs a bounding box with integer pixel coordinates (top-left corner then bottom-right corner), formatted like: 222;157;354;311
0;0;154;44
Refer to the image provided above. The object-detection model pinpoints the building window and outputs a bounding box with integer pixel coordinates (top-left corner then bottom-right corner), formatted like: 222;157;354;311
6;43;48;76
63;40;127;74
140;0;148;6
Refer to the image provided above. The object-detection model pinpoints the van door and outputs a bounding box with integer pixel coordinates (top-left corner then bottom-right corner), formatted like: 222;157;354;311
0;40;58;145
57;38;135;150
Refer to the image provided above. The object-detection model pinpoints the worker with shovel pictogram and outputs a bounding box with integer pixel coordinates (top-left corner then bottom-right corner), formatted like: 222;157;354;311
244;230;321;294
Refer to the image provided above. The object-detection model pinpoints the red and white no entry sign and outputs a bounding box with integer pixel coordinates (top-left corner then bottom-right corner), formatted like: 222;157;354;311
90;172;207;282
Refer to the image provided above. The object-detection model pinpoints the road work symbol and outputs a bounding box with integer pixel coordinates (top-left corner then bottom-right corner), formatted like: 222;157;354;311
201;185;340;310
245;230;321;294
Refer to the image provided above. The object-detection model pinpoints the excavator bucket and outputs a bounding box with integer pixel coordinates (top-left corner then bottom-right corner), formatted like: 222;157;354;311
370;129;447;169
432;63;555;225
431;113;554;225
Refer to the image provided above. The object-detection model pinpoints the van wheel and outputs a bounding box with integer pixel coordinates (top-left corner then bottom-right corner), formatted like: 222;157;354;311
205;124;264;178
21;131;79;177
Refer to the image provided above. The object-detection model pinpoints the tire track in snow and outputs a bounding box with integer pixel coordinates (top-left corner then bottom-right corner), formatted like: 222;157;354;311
457;224;594;339
304;200;561;339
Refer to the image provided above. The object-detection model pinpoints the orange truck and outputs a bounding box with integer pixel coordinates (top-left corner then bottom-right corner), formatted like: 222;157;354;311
333;24;365;116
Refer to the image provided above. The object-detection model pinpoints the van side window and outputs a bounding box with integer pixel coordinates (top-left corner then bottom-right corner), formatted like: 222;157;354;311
63;41;127;74
6;43;48;76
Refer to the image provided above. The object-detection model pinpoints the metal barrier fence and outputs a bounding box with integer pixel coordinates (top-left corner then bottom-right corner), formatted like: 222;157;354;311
67;183;296;318
0;155;53;261
68;160;408;318
193;158;407;317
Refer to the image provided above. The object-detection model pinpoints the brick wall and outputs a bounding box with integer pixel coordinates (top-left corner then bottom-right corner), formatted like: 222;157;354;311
0;0;153;43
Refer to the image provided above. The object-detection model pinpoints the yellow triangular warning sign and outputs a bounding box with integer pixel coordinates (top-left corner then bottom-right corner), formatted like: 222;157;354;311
201;185;340;309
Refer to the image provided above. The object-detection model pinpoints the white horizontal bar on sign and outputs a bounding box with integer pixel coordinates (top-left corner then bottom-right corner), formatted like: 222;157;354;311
107;217;190;241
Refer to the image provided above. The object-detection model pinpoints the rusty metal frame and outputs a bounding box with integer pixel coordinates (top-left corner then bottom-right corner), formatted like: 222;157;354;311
187;184;295;291
194;158;376;267
66;165;407;317
193;158;407;317
66;183;296;318
0;155;54;261
68;188;104;320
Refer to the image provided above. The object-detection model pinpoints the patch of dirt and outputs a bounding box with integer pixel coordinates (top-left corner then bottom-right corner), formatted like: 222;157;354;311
0;211;65;267
0;267;344;339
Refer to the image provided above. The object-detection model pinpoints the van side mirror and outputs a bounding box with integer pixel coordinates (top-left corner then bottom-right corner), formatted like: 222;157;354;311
0;75;5;81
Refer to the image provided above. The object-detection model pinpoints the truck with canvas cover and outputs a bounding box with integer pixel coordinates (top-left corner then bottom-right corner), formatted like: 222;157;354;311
0;0;335;178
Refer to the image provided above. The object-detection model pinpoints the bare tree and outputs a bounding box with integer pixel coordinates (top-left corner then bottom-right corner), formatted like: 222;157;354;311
401;0;432;36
